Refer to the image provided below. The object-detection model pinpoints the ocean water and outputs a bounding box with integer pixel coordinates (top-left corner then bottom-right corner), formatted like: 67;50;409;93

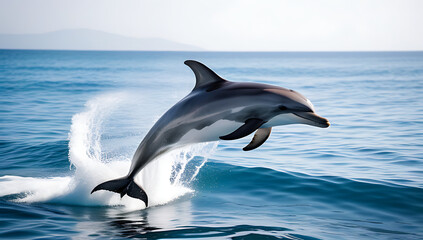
0;50;423;239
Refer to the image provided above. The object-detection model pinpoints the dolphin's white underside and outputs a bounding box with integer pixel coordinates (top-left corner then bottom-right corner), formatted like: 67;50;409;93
178;113;313;145
179;119;244;143
262;113;311;128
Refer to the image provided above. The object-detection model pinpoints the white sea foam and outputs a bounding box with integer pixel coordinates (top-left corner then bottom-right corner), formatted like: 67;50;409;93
0;92;217;211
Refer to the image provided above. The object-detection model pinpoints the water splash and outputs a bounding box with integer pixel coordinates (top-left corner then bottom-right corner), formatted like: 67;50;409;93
0;92;217;211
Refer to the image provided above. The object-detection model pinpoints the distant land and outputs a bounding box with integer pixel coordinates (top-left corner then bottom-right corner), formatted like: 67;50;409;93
0;29;203;51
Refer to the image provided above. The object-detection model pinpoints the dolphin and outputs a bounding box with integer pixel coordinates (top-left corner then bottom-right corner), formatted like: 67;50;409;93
91;60;330;206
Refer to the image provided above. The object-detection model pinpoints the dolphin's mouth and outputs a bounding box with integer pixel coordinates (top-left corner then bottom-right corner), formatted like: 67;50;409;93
293;112;330;128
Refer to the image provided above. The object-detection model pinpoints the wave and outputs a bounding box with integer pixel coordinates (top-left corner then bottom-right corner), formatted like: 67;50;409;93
194;161;423;220
0;92;217;211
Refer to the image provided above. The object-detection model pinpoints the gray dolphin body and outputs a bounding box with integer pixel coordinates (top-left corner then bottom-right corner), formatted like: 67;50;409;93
91;60;330;206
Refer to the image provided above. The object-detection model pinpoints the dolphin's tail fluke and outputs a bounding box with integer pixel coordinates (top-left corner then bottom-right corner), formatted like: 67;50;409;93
91;177;148;206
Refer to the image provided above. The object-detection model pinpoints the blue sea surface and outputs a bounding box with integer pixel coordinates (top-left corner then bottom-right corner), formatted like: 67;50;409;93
1;50;423;239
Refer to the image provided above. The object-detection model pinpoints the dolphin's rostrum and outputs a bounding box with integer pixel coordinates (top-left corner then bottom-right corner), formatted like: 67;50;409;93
91;60;330;206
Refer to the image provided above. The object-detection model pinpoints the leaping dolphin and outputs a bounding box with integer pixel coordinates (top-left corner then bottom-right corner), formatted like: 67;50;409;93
91;60;330;206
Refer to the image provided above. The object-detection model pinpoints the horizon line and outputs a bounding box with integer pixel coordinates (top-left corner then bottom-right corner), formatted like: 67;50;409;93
1;48;423;53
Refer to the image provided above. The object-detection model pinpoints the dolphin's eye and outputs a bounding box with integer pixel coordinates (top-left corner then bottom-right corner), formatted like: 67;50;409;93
279;106;288;111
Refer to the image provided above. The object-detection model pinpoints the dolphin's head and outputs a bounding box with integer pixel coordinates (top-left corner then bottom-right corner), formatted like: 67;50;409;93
264;87;330;128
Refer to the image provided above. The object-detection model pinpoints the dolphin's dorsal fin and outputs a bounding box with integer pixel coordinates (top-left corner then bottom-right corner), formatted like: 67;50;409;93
184;60;227;91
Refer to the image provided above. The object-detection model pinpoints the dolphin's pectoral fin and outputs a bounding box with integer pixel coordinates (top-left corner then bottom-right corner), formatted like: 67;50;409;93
185;60;228;91
219;118;266;140
91;177;148;207
243;127;272;151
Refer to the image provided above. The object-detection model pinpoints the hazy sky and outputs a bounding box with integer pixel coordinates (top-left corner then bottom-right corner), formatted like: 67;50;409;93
1;0;422;51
